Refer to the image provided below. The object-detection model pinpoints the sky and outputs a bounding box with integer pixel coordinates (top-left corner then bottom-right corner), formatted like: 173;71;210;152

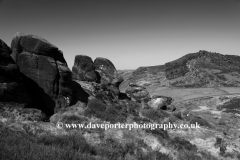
0;0;240;70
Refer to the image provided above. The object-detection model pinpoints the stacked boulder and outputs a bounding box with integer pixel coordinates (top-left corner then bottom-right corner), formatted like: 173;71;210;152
0;39;31;105
72;56;118;83
10;32;88;116
72;55;123;98
72;55;97;81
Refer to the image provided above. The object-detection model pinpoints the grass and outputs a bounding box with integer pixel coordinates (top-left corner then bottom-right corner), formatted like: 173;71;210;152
85;99;141;123
0;125;96;160
222;152;235;158
221;97;240;114
100;107;127;123
84;98;109;121
177;150;202;160
95;138;127;159
189;116;212;128
96;138;173;160
61;114;88;124
136;151;172;160
199;150;218;160
87;99;107;113
0;123;175;160
99;100;141;123
141;108;171;122
169;137;197;152
216;74;227;81
237;153;240;159
145;128;169;139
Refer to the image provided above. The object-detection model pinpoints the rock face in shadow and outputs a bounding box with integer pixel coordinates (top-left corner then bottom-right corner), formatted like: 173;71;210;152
72;55;97;81
10;32;88;116
0;39;31;105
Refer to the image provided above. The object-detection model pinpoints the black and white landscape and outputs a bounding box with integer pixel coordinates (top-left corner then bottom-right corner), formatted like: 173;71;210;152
0;0;240;160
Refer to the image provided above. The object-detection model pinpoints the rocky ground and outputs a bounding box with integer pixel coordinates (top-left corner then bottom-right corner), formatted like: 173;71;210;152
171;94;240;159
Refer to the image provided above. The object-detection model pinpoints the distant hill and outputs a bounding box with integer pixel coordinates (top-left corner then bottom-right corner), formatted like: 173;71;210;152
117;70;135;80
120;50;240;92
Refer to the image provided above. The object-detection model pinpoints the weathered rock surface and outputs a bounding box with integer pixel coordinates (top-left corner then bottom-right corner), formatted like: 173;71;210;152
148;98;167;110
0;39;31;105
151;95;173;105
10;33;88;116
125;83;151;103
148;95;173;110
94;57;117;84
73;80;96;96
72;55;97;81
167;104;176;112
111;75;124;88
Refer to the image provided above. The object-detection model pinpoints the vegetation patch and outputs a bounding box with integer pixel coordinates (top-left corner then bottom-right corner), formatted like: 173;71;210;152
189;116;212;128
221;97;240;114
0;126;96;160
169;137;197;152
141;108;171;122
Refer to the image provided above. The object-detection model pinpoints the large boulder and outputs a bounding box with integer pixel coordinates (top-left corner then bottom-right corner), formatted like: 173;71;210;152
151;95;173;105
125;83;151;103
72;55;97;81
94;57;117;84
148;98;167;110
148;95;173;110
93;57;122;98
0;39;31;105
10;32;88;116
11;32;66;63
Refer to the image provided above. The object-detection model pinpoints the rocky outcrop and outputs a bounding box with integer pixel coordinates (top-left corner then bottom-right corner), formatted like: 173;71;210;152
107;75;124;97
165;50;240;80
125;83;151;103
151;95;173;105
72;56;123;99
0;39;31;105
111;76;124;88
72;55;97;81
72;56;118;85
94;57;117;84
10;32;88;116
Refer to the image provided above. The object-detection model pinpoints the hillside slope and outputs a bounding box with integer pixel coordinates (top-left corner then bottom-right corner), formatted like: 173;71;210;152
120;50;240;93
